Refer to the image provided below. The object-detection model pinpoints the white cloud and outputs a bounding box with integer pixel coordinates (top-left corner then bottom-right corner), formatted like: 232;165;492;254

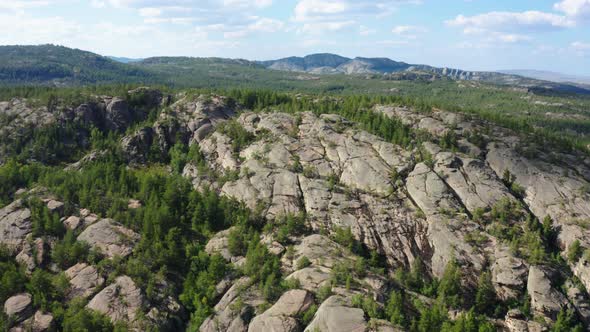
223;17;285;39
554;0;590;19
300;20;355;35
293;0;421;22
91;0;105;8
392;25;427;39
139;7;162;17
446;11;575;33
294;0;350;22
572;41;590;49
359;25;376;36
223;0;273;8
0;14;80;44
0;0;54;11
572;41;590;56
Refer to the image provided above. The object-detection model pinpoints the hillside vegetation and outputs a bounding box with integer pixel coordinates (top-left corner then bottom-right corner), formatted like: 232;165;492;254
0;86;590;331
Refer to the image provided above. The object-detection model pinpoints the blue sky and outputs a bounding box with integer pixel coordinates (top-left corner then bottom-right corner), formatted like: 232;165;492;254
1;0;590;75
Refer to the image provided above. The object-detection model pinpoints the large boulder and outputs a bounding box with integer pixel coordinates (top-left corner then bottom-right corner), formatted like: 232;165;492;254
491;246;528;301
304;295;366;332
121;127;154;164
9;310;54;332
526;266;568;321
104;97;131;131
77;219;140;258
87;276;144;323
248;289;313;332
4;293;33;324
0;200;32;252
200;277;261;332
65;263;105;299
15;238;46;274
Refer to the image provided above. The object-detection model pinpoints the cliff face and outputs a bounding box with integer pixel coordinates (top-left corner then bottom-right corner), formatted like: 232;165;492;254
1;89;590;331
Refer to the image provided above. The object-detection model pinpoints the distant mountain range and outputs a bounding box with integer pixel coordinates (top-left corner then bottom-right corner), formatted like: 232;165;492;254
259;53;590;93
107;56;143;64
1;45;589;95
499;70;590;85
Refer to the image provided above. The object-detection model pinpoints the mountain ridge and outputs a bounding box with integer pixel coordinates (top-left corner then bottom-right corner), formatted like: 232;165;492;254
1;45;590;95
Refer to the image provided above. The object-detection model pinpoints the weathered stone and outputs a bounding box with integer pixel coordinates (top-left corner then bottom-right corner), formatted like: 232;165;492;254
504;309;546;332
491;246;528;301
0;200;32;252
4;293;33;323
10;310;54;332
121;127;154;164
77;219;140;258
15;238;45;274
63;216;81;230
200;277;259;332
304;295;366;332
487;142;590;225
247;290;313;332
105;97;131;131
65;263;105;299
527;266;568;321
87;276;144;323
205;228;233;261
564;280;590;325
433;152;514;213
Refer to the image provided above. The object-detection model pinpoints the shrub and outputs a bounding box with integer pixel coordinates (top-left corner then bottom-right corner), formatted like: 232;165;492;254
297;256;312;270
568;240;583;263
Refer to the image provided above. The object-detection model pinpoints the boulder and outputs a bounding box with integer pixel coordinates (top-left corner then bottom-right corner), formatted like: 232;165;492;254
504;309;546;332
63;216;82;230
526;266;568;321
4;293;33;323
200;277;260;332
491;246;528;301
121;127;154;164
105;97;131;131
15;238;45;273
77;219;140;258
65;263;105;299
247;289;313;332
87;276;144;323
0;200;32;252
45;199;64;213
205;228;234;261
304;295;366;332
564;280;590;325
286;267;332;292
10;310;54;332
265;289;313;316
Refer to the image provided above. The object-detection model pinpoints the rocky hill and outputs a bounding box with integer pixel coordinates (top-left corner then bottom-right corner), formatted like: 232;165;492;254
1;87;590;331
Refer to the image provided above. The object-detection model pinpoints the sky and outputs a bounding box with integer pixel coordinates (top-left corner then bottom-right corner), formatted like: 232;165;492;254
1;0;590;75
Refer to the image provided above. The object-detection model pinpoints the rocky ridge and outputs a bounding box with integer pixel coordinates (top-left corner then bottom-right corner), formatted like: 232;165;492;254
1;89;590;331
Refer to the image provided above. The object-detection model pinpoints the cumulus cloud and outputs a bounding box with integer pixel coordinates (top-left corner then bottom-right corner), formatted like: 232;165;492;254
392;25;427;39
299;20;355;35
554;0;590;19
446;11;574;32
0;0;55;11
292;0;421;36
293;0;420;22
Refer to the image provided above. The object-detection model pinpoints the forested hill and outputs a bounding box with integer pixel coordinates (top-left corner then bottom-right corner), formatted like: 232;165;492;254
2;45;590;97
0;45;157;85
